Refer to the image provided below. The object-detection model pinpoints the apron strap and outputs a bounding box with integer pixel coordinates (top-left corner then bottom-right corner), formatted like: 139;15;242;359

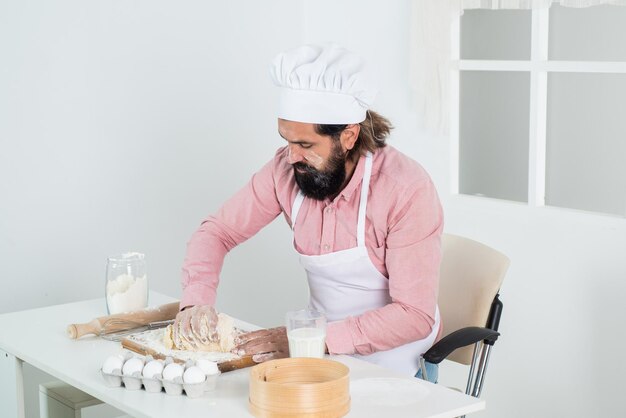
291;191;305;231
356;152;373;248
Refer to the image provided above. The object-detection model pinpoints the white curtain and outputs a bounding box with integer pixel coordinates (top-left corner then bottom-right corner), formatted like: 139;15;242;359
409;1;460;137
410;0;626;136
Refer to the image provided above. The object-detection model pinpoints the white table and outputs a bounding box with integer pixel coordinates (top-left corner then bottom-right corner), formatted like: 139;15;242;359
0;292;485;418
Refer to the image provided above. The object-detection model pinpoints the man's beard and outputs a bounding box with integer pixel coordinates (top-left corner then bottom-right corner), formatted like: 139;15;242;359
293;143;346;201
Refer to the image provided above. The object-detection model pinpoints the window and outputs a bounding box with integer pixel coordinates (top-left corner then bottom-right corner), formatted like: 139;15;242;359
453;5;626;217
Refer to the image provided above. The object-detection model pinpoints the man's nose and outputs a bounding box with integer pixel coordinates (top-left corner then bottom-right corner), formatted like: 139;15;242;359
287;145;304;164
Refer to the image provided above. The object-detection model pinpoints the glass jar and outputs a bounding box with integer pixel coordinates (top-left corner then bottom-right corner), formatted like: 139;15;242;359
105;252;148;314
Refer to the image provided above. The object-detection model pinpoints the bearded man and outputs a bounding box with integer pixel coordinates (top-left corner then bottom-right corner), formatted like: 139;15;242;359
173;44;444;381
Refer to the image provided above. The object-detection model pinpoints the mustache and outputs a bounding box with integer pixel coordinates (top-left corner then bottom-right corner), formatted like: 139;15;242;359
293;162;319;174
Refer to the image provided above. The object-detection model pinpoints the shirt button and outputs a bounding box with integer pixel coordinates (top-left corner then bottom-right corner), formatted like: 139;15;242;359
326;207;333;213
323;244;330;251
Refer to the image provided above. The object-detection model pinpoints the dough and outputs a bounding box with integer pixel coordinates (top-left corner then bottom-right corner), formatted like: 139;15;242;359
164;313;236;352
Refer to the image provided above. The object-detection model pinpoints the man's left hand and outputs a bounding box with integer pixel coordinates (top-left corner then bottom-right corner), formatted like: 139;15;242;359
233;326;289;363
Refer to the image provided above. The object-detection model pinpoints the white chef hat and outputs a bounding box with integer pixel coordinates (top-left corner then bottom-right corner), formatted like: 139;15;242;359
270;43;377;124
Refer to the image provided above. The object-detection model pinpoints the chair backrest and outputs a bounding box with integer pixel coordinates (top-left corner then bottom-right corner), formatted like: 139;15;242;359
439;234;510;365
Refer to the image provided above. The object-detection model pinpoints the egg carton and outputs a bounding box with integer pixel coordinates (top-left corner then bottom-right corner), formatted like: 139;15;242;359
100;354;220;398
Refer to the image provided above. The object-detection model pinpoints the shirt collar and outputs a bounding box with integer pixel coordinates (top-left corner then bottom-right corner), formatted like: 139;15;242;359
335;152;368;203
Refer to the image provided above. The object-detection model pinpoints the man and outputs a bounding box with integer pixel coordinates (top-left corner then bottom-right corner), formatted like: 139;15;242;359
174;44;443;379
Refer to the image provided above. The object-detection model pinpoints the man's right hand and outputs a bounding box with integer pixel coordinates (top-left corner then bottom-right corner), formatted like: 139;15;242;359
233;326;290;363
172;305;219;349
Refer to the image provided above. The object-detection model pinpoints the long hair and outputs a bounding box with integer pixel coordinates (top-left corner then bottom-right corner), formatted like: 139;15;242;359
314;110;393;163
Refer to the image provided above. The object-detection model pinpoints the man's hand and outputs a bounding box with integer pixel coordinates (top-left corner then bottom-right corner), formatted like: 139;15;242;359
233;326;289;363
173;305;219;349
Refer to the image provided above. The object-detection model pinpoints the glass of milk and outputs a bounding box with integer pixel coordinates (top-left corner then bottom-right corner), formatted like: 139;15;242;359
105;252;149;314
286;309;326;358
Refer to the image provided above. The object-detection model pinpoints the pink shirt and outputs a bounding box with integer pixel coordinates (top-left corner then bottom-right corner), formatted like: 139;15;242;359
181;145;444;356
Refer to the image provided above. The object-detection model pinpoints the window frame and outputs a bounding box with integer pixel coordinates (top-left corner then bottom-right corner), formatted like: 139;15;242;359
451;8;626;211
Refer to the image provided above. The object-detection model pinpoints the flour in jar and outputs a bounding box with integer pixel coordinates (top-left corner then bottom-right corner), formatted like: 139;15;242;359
106;274;148;314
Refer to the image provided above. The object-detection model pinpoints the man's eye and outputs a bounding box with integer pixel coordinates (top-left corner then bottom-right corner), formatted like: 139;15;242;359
300;144;312;149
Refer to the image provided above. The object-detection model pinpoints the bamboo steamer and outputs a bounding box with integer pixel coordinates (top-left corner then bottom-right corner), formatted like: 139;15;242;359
249;358;350;418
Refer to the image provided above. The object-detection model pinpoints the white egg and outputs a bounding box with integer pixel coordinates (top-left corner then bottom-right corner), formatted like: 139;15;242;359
195;359;219;376
162;363;185;381
102;355;124;374
142;360;164;379
122;357;144;376
183;366;206;384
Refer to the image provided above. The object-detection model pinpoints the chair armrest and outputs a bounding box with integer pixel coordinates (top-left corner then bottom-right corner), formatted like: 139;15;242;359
422;326;500;365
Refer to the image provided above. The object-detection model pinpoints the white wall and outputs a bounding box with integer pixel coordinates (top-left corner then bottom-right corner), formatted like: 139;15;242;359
0;0;308;322
1;1;625;418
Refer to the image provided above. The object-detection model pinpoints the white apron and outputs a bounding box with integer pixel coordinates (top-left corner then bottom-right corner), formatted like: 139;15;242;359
291;152;440;376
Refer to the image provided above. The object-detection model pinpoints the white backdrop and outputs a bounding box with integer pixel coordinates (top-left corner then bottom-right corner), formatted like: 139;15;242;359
1;1;625;418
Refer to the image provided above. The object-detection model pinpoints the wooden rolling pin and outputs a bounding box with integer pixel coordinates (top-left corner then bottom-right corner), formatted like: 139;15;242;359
67;302;180;339
121;338;257;373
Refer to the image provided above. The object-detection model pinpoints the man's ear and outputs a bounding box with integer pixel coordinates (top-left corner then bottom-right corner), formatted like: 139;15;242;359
341;124;360;151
